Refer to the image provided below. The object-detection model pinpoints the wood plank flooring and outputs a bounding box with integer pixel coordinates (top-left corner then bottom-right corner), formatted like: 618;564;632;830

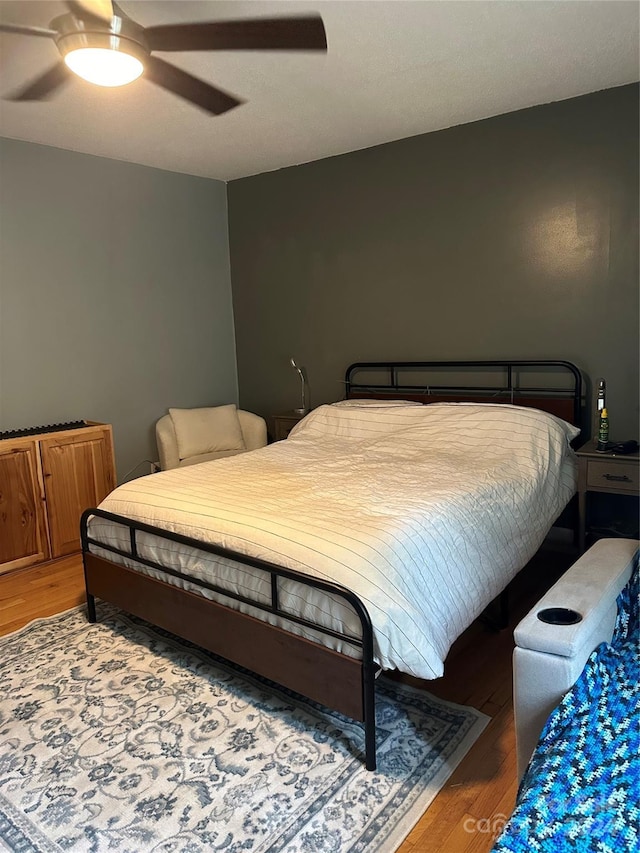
0;546;575;852
0;556;86;636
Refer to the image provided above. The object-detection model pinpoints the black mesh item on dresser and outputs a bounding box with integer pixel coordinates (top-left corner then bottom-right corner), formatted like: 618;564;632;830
0;421;86;440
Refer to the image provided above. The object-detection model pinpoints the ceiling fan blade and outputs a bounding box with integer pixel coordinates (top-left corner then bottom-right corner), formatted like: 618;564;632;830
7;62;72;101
145;16;327;53
144;56;242;116
0;23;57;38
66;0;113;22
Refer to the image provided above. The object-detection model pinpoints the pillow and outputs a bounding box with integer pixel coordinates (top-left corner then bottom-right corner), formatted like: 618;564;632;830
169;405;245;459
332;399;422;408
427;402;581;442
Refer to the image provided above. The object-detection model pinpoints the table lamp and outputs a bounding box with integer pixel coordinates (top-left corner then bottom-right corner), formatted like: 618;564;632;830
290;358;309;414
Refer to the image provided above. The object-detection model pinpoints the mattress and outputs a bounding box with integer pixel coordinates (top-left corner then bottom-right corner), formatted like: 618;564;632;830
87;401;579;680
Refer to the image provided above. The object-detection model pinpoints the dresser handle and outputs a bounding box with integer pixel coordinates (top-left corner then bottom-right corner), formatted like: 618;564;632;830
602;473;631;482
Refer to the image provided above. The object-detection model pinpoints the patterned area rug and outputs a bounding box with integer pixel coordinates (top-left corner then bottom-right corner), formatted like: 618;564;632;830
0;605;488;853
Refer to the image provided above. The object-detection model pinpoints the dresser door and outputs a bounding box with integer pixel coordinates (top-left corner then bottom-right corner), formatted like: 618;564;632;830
40;427;116;558
0;439;50;573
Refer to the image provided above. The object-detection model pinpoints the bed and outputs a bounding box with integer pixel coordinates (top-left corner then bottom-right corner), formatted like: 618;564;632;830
82;359;583;770
494;537;638;851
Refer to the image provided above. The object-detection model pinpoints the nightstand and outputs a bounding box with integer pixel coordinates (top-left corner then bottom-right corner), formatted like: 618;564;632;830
272;411;307;441
576;441;639;552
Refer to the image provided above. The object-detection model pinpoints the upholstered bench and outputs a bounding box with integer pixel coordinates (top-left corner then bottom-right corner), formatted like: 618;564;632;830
513;537;638;780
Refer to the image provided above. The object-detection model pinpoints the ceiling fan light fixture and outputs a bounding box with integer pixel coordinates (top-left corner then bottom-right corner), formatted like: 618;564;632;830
3;9;326;110
64;46;143;86
54;14;149;87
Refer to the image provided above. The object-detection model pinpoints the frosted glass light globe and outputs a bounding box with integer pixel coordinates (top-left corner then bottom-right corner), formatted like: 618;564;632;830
64;47;143;87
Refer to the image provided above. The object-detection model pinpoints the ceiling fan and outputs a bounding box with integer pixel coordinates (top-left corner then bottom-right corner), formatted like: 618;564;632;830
0;0;327;115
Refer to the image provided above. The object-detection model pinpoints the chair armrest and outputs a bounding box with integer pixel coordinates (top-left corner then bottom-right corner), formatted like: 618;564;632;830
238;410;268;451
156;414;180;471
513;538;638;779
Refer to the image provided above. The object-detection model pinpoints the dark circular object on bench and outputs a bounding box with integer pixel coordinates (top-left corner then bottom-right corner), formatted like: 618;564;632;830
537;607;582;625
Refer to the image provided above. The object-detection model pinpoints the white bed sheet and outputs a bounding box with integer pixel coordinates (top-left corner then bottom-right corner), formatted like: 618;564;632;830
88;402;579;680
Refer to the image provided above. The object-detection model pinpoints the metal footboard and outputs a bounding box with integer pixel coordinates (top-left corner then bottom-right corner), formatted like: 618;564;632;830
81;507;380;770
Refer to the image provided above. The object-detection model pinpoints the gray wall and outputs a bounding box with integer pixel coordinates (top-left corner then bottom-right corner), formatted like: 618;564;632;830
0;139;237;480
228;84;639;441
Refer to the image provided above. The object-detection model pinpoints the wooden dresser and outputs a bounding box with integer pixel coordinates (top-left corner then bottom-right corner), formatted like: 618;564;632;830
0;422;116;575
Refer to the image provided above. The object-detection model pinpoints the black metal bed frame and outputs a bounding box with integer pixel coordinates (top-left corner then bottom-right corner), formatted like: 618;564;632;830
81;359;583;772
81;507;380;769
345;359;583;429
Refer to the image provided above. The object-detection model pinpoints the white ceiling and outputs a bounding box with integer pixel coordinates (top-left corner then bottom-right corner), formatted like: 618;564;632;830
0;0;638;181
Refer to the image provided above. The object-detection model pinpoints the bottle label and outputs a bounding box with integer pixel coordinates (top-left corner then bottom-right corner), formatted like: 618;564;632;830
598;417;609;448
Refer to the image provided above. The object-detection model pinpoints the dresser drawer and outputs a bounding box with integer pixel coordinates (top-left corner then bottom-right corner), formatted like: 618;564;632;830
586;459;639;493
272;413;306;442
274;419;297;441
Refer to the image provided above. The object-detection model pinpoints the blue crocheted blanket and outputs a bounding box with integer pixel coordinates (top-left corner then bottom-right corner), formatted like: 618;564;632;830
493;555;639;853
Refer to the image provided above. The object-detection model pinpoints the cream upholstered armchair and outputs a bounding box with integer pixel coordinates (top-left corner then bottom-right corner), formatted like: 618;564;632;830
156;404;267;470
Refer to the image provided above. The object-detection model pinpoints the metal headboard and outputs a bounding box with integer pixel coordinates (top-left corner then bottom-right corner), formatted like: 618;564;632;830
344;360;583;428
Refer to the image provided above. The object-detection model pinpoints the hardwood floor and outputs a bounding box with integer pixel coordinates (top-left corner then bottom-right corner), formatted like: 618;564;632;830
0;556;86;636
395;545;574;852
0;546;575;852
